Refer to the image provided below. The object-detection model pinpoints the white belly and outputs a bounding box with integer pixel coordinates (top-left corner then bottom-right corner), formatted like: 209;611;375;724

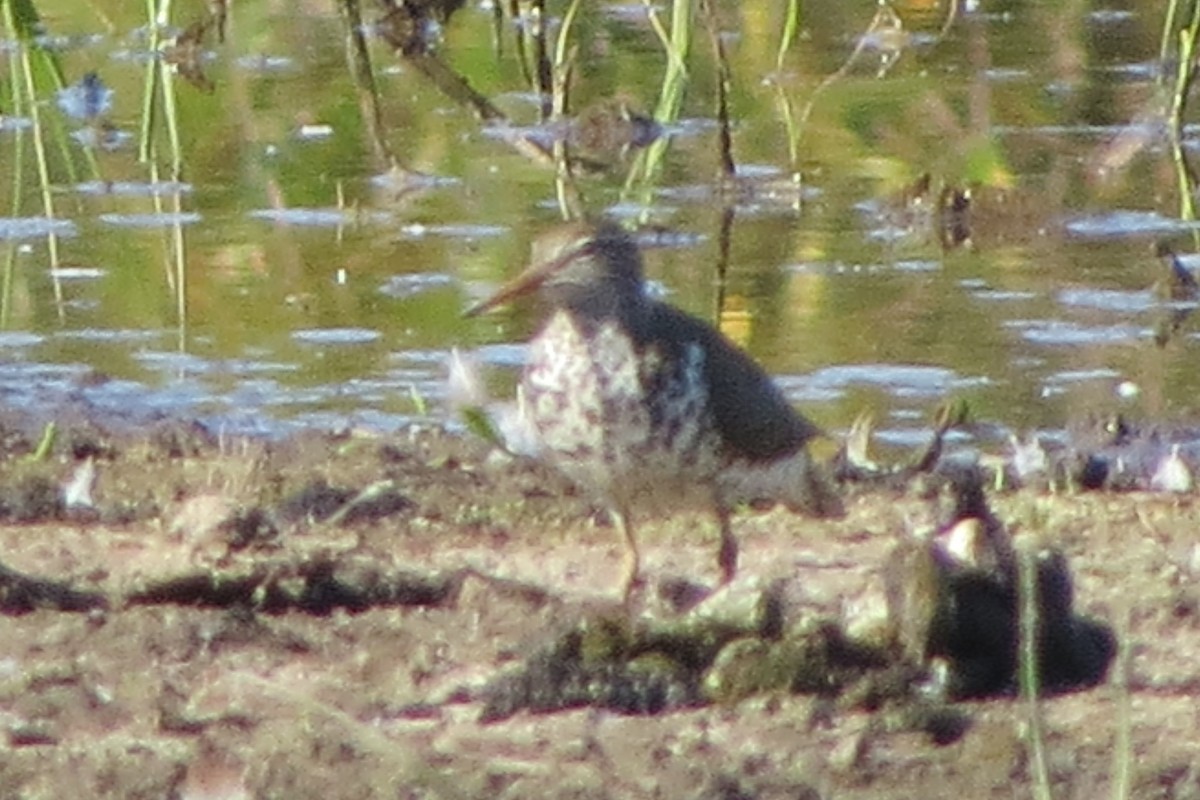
521;311;723;506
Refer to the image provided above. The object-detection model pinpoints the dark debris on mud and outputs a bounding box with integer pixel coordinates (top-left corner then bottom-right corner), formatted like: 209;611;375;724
0;415;1116;694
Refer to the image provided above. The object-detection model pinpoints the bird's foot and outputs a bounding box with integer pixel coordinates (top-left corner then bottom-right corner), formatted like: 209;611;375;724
655;575;713;614
717;521;738;586
618;571;647;608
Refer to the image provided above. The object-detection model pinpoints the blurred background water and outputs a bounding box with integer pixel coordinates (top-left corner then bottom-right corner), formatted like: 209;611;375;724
1;0;1197;452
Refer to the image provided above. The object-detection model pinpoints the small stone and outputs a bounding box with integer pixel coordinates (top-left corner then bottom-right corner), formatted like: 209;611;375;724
1151;444;1193;493
828;729;871;772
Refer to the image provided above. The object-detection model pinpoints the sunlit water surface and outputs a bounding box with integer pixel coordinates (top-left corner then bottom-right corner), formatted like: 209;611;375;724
2;0;1198;456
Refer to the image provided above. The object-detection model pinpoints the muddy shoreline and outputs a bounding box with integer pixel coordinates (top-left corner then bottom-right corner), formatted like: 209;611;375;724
1;414;1198;798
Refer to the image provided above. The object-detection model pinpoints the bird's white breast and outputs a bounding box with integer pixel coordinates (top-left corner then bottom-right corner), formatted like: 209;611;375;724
522;310;723;505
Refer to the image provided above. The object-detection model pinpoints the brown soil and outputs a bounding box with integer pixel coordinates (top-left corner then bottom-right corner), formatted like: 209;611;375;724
0;415;1198;799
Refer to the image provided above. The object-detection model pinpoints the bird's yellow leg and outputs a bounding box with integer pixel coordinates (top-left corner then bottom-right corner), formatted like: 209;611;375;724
612;506;640;602
717;508;737;586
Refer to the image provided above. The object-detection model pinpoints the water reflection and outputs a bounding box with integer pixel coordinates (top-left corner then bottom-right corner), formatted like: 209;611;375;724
0;0;1197;445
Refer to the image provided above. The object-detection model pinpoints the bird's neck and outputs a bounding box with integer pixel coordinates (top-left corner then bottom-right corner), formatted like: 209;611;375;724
546;281;646;326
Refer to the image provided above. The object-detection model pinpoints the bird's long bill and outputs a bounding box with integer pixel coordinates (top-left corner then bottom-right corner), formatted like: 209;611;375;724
464;242;587;318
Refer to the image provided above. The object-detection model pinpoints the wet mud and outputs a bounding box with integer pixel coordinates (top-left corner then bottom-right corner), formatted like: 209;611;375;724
0;413;1198;799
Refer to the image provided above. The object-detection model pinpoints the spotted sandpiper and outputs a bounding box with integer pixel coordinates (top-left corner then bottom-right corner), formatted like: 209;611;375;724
467;221;842;601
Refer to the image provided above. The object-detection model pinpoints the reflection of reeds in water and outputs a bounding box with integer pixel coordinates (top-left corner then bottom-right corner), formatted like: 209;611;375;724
623;0;692;202
2;8;20;327
1;0;196;337
772;1;959;182
1168;30;1200;224
1162;0;1200;226
1093;0;1199;231
340;0;395;167
551;0;583;219
140;0;194;350
772;0;803;181
2;0;89;324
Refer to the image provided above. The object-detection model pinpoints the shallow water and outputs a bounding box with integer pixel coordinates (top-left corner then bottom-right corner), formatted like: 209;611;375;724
1;0;1197;452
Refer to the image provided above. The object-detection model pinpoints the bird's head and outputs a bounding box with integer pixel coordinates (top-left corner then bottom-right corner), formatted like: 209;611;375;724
466;221;645;318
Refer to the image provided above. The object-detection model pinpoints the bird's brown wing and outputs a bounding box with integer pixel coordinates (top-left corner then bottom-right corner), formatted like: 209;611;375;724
649;305;822;462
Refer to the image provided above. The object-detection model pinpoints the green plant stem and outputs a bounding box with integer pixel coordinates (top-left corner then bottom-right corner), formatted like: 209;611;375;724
776;0;800;73
699;0;734;178
16;21;65;321
625;0;693;204
1167;4;1200;222
1160;0;1183;89
1110;604;1132;800
27;422;57;462
139;0;166;164
3;8;25;328
1018;548;1052;800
